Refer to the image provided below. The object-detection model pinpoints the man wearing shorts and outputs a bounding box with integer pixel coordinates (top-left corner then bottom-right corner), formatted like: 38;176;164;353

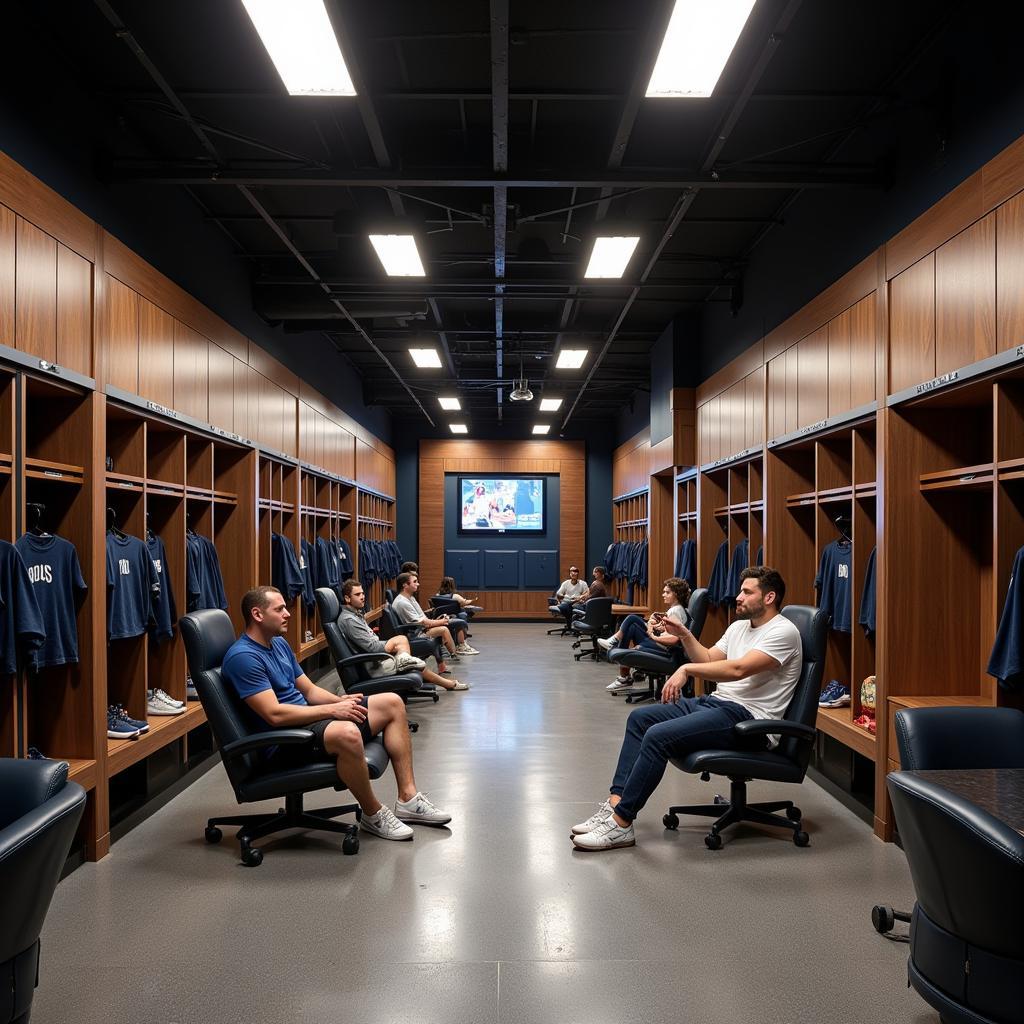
222;586;451;841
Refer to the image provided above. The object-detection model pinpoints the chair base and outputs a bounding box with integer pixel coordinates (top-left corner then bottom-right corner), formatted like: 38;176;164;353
664;776;807;849
571;639;601;661
547;624;574;636
206;791;362;865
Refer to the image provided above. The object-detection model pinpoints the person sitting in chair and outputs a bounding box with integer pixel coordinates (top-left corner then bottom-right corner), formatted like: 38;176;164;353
571;567;801;851
340;579;468;692
552;565;589;629
392;572;479;656
222;586;452;842
437;575;482;616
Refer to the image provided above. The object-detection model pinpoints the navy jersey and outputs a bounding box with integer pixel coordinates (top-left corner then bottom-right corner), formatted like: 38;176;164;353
336;537;355;581
707;540;729;605
754;545;764;567
0;540;46;675
674;539;696;586
147;534;178;642
299;538;317;609
16;533;87;669
815;539;852;632
271;533;305;601
988;546;1024;691
106;533;159;640
185;534;229;612
725;538;749;600
858;546;877;636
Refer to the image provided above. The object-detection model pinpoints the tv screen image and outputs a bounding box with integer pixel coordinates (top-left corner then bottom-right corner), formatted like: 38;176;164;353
459;477;545;533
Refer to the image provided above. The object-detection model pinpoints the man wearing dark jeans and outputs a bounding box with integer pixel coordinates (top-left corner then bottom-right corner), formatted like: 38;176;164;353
571;567;802;851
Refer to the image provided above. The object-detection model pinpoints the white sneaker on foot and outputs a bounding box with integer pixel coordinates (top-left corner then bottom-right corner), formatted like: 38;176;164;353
360;805;414;841
572;816;635;851
597;636;617;651
571;800;614;835
395;791;452;826
606;676;633;692
455;643;479;655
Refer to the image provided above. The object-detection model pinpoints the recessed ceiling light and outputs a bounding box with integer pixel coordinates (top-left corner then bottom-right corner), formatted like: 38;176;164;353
438;396;461;410
556;349;588;369
409;348;442;368
584;236;640;279
539;397;563;411
645;0;756;99
449;423;468;434
532;425;551;435
369;234;426;276
241;0;356;97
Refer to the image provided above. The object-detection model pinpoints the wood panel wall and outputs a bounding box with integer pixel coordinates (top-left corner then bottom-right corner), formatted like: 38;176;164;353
418;439;585;618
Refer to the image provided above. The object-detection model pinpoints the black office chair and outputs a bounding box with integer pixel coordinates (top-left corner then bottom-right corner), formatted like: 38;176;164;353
383;587;396;605
378;603;444;676
894;706;1024;770
610;588;710;703
570;597;616;661
547;590;575;636
663;605;829;849
887;770;1024;1024
180;609;390;866
0;758;86;1024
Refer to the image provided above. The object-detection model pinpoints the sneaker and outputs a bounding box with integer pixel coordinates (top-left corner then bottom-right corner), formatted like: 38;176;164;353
26;746;48;760
185;675;199;699
606;676;634;692
395;652;427;671
395;792;452;826
448;680;470;691
110;704;150;734
572;815;636;851
152;688;184;709
455;643;479;655
819;684;851;708
360;805;414;841
818;680;845;706
304;630;314;643
571;800;613;836
147;691;185;716
107;710;140;740
597;636;617;652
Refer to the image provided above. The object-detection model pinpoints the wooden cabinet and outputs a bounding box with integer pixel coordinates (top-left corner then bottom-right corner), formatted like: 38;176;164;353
173;321;209;422
137;298;174;407
56;244;92;376
889;254;936;393
105;276;140;393
996;190;1024;353
15;217;57;362
0;206;14;347
207;341;233;432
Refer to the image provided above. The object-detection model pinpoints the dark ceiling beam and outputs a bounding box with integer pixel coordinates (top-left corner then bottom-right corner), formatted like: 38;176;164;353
207;213;782;227
491;0;509;421
257;276;737;291
426;297;457;377
106;166;885;189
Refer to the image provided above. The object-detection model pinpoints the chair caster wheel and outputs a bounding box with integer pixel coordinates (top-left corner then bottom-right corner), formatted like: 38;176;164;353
342;834;360;855
713;794;727;805
705;832;723;850
240;845;263;867
409;722;419;733
793;830;810;847
786;806;802;822
871;905;895;934
663;813;679;830
204;826;222;844
432;693;440;703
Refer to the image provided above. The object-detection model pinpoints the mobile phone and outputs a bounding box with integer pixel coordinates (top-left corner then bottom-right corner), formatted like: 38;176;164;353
651;612;665;622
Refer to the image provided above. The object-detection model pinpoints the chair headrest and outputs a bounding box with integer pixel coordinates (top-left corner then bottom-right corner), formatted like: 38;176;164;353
315;587;341;622
781;604;829;664
180;609;237;673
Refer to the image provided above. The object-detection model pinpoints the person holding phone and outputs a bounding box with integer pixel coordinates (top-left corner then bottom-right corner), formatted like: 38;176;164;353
598;578;691;692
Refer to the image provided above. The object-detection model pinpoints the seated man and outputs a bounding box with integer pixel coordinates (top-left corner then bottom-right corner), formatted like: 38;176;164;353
571;567;801;851
552;565;589;629
392;571;479;657
339;579;468;692
222;586;451;842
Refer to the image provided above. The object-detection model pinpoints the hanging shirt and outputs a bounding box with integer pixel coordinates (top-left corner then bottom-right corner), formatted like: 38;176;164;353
146;534;177;643
988;546;1024;692
315;536;340;595
815;539;852;632
336;537;355;581
271;533;305;601
0;540;46;675
707;540;730;605
725;539;750;601
185;534;228;612
300;538;317;610
106;533;159;640
858;546;877;637
16;532;87;669
674;539;696;586
754;545;764;567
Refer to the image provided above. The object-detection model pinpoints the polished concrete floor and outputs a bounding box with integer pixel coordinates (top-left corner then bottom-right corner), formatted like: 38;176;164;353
38;623;934;1024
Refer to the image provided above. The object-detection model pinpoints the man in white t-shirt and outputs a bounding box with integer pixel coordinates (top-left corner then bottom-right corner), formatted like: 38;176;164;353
572;566;802;851
552;565;590;628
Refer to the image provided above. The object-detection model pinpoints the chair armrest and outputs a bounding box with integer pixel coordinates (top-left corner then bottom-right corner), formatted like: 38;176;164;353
391;622;422;636
220;729;314;761
733;718;816;742
345;673;420;697
339;651;398;669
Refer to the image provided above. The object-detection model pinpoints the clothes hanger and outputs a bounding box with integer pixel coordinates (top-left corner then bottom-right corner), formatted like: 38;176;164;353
185;510;196;537
146;511;154;541
107;507;128;540
27;502;49;537
834;513;852;545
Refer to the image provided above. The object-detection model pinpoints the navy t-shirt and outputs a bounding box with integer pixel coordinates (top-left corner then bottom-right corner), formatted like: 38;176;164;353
223;634;306;734
106;533;159;640
725;538;749;600
16;533;87;669
0;541;46;675
815;539;852;632
707;540;729;605
271;533;305;601
147;534;177;642
988;546;1024;691
185;534;229;612
858;546;877;636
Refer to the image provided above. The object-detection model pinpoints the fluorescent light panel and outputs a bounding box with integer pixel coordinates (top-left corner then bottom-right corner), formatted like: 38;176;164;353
449;423;468;434
646;0;756;98
532;425;551;435
242;0;356;96
409;348;442;368
369;234;426;276
584;236;640;279
556;349;588;369
539;397;563;411
438;396;461;410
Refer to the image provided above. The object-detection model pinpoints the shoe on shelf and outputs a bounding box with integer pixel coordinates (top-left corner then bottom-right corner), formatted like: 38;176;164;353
304;630;314;643
571;800;613;836
596;636;617;652
395;792;452;826
152;687;184;708
455;643;479;655
606;676;634;692
147;690;186;716
818;680;846;706
572;816;636;851
185;675;199;699
26;746;48;760
360;805;414;841
109;704;150;735
107;709;140;741
819;684;851;708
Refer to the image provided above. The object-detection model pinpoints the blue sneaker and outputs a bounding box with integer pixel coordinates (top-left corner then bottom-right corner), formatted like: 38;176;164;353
819;684;851;708
108;704;149;736
26;746;48;760
818;680;845;706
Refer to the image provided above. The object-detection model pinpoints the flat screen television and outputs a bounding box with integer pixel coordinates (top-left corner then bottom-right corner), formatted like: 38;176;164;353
457;476;546;534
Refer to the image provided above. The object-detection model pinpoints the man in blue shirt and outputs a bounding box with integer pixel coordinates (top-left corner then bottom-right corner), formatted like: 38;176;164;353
222;586;451;841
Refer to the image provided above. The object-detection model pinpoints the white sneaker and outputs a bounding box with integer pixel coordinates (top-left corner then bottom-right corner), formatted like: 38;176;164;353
572;816;636;851
571;800;614;835
147;691;185;716
597;636;617;651
153;687;184;708
455;643;479;655
360;805;414;841
606;676;633;692
395;792;452;826
395;652;427;671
